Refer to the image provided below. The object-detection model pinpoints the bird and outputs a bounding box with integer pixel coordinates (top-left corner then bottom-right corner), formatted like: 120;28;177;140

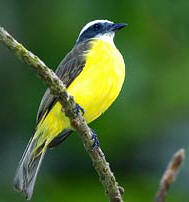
13;19;126;200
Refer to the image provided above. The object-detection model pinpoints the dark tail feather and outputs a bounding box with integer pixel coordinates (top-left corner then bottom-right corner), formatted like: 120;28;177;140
48;130;72;149
13;138;46;200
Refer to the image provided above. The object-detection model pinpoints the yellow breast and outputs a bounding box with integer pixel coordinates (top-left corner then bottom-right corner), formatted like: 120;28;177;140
35;39;125;143
68;39;125;123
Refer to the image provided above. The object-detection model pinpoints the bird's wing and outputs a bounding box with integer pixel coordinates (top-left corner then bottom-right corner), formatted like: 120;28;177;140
36;41;90;124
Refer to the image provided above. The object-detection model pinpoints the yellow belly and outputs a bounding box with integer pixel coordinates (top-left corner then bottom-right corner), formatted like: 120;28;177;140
35;39;125;143
68;39;125;122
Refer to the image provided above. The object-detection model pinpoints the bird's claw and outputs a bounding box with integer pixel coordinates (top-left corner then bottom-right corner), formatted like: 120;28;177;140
75;104;85;115
91;130;99;150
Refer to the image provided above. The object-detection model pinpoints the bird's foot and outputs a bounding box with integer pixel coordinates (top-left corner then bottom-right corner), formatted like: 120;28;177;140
75;104;85;115
91;129;99;150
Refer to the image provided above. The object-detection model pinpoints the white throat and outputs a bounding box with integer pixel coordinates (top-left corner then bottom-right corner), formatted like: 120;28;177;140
94;32;115;44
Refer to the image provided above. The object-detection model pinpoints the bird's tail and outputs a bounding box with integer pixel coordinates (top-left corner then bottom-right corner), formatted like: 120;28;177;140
13;135;47;200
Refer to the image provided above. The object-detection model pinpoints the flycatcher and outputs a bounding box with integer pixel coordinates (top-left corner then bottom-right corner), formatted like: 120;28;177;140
14;19;126;200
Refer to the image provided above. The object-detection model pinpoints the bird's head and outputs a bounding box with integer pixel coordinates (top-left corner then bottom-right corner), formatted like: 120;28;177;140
76;20;127;45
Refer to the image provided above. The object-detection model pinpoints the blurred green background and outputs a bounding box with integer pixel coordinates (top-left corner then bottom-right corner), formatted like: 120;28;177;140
0;0;189;201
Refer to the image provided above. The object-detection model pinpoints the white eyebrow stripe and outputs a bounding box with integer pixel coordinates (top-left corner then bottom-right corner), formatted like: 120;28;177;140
78;19;113;38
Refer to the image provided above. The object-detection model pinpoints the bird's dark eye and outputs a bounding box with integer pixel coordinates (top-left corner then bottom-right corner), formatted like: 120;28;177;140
93;24;101;31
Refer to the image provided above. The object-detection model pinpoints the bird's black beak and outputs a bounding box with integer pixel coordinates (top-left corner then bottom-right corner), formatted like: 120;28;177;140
109;23;128;32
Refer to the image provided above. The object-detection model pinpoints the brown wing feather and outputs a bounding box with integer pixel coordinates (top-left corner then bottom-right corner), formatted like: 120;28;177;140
36;41;90;124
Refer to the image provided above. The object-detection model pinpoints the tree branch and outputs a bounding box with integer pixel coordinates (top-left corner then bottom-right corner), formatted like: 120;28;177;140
0;27;124;202
155;148;185;202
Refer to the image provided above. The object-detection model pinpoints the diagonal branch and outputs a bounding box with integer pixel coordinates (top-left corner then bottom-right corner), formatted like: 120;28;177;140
0;27;124;202
155;148;185;202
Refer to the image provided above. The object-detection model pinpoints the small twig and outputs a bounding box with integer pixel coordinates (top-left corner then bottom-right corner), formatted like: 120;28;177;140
155;148;185;202
0;27;124;201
